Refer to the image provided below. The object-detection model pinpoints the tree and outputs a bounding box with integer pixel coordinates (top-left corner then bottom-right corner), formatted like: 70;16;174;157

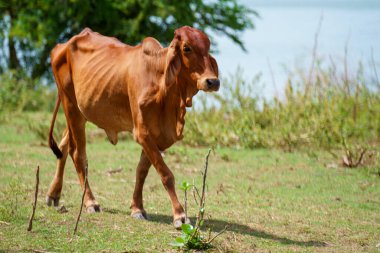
0;0;256;80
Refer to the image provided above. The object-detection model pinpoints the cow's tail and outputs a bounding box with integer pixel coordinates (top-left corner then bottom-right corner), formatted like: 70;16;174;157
48;96;63;159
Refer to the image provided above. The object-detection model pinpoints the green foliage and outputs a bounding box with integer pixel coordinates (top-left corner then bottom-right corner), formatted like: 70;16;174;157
180;180;191;192
26;113;66;143
172;150;218;252
184;62;380;152
0;115;379;252
172;179;213;251
171;223;212;251
0;0;255;78
0;71;56;114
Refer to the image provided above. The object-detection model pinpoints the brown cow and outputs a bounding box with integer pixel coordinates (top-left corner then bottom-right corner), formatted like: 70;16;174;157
46;26;219;228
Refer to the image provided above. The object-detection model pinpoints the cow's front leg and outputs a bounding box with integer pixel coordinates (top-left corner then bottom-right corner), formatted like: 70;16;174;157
135;133;190;229
130;150;151;220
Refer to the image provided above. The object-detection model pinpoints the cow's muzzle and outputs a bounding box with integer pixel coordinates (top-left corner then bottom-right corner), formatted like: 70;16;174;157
206;78;220;91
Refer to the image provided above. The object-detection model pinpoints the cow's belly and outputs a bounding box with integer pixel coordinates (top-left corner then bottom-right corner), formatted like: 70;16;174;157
74;78;133;143
70;42;134;135
78;96;133;133
71;55;134;136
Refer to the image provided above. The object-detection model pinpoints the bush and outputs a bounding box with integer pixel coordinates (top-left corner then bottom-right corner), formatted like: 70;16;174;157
183;61;380;152
1;57;379;153
0;71;56;114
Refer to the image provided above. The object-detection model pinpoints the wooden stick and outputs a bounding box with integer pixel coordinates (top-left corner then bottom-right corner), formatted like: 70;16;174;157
27;165;40;231
353;148;367;167
198;149;211;222
191;149;212;241
73;165;88;235
207;225;229;244
192;182;201;206
31;249;54;253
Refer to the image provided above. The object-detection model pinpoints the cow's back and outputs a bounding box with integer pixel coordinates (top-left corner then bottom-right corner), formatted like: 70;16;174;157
51;28;136;142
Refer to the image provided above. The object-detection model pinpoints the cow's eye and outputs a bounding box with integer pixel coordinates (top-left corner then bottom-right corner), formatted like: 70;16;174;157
183;45;192;53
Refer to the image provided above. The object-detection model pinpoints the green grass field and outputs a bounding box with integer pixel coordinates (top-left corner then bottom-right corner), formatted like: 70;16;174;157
0;112;379;252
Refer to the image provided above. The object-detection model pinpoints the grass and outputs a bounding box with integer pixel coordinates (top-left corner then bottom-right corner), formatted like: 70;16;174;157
0;112;379;252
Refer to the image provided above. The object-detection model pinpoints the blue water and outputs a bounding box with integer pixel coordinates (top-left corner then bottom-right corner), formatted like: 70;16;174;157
212;0;380;98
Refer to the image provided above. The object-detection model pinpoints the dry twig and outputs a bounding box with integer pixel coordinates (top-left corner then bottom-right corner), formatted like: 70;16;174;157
31;249;54;253
267;57;278;98
197;149;211;225
0;220;10;225
192;178;201;206
207;225;229;244
342;137;367;168
73;166;88;235
27;165;40;232
106;168;123;176
370;47;380;90
189;148;212;242
307;13;323;87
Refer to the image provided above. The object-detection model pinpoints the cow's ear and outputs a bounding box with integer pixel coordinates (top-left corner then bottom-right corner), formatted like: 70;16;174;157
209;54;219;76
164;35;181;87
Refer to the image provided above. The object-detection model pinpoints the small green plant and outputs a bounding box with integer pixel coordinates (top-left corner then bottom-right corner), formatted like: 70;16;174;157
171;149;228;251
170;222;212;251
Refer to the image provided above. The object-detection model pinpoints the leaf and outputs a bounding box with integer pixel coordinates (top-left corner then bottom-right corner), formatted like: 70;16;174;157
180;180;191;191
176;236;185;243
169;241;184;247
169;237;185;247
181;223;194;235
2;0;255;78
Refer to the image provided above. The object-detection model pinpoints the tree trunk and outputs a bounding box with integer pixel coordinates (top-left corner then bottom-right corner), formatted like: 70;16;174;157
31;44;51;79
8;36;20;70
7;7;20;70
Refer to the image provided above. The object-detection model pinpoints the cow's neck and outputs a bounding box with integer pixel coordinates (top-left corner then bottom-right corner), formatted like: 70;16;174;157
160;75;198;141
146;48;198;141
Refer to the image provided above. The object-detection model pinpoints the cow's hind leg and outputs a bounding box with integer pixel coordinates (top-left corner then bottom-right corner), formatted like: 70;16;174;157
130;150;151;219
64;99;100;213
46;128;69;206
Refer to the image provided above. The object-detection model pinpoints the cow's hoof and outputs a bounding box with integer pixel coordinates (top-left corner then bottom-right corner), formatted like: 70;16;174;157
131;211;147;220
173;216;191;230
46;196;60;207
86;204;101;213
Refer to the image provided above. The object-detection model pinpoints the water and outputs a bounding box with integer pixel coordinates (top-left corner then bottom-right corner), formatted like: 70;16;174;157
213;0;380;98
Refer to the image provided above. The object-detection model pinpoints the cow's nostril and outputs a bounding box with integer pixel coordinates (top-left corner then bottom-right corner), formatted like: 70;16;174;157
206;79;213;88
206;79;220;89
213;79;220;88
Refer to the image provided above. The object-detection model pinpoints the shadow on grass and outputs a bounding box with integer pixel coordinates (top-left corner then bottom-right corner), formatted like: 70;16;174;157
102;209;326;247
148;213;327;248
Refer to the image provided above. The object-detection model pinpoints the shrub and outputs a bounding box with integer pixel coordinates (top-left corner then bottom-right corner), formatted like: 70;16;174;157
0;71;56;114
183;61;380;152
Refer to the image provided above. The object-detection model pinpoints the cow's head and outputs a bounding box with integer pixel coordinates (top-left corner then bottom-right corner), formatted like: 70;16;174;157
165;26;219;106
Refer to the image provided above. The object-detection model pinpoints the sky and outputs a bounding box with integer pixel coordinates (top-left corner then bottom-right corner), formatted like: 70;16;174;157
211;0;380;99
